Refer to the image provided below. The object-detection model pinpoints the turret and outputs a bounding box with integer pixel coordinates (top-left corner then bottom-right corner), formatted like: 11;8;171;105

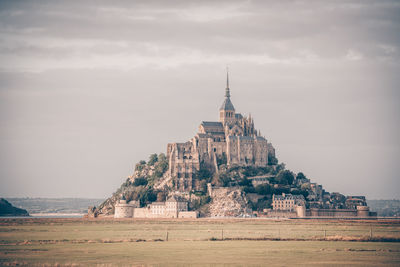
219;71;235;125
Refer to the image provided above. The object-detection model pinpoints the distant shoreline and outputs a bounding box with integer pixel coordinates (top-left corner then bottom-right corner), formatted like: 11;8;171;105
31;213;85;217
0;213;85;218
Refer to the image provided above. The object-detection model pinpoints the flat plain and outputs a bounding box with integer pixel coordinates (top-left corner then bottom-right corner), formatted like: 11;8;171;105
0;218;399;266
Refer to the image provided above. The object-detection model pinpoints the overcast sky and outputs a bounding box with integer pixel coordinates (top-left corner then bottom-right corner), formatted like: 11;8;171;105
0;0;399;199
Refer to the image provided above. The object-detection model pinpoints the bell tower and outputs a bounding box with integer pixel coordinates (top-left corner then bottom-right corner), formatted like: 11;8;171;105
219;71;235;125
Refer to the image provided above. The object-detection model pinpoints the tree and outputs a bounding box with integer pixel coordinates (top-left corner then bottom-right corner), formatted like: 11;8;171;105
238;177;252;187
197;167;212;181
139;188;157;206
296;172;307;180
268;153;278;165
216;152;227;166
275;170;295;185
291;189;309;198
243;186;255;193
216;173;231;187
275;163;286;173
152;153;168;178
148;154;158;166
134;177;148;186
255;184;272;195
158;153;167;163
135;160;146;171
272;187;290;195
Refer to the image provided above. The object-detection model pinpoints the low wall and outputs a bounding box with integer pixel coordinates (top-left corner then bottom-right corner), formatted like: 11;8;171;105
266;210;297;218
133;208;178;218
310;208;358;217
133;208;150;218
178;211;198;218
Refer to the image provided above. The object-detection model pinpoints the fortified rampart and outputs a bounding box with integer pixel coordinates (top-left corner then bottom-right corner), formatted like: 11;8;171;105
113;196;198;219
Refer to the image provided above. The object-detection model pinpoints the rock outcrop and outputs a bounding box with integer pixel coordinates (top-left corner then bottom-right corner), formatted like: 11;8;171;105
208;187;251;217
92;154;170;216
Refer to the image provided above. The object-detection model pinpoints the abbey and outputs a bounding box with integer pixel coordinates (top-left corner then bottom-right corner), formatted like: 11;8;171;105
167;74;276;191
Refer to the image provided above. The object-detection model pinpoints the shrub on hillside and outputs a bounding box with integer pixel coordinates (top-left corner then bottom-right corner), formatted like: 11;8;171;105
148;154;158;166
255;184;272;195
134;177;148;186
275;170;295;185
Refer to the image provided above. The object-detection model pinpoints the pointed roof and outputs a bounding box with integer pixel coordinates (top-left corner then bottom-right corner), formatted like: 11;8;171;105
220;70;235;111
220;97;235;111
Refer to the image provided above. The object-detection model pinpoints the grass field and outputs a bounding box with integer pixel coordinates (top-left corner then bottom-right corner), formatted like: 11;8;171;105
0;218;399;266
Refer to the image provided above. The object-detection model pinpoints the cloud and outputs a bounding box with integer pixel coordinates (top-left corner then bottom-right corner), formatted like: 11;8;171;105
0;0;400;198
345;49;363;61
1;0;399;73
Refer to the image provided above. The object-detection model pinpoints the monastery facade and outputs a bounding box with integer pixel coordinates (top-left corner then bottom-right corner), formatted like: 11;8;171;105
167;73;275;191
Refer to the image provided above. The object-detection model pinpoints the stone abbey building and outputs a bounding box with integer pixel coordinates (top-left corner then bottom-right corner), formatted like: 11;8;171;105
167;74;275;191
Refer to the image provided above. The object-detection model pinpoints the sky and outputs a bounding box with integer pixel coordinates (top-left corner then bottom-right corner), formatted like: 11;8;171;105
0;0;399;199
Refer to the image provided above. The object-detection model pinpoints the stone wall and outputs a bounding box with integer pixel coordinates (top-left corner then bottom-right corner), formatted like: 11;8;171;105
178;211;199;218
167;141;200;191
265;210;298;218
309;208;358;217
114;203;134;218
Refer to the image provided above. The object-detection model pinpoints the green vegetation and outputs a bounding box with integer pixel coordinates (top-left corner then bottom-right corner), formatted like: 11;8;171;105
296;172;307;180
268;153;278;165
275;170;295;185
98;153;170;211
0;198;29;216
190;196;212;210
216;152;227;166
147;153;158;166
133;177;148;186
0;218;399;266
255;184;272;195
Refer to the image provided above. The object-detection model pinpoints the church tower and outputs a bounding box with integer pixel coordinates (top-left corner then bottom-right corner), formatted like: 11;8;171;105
219;71;235;125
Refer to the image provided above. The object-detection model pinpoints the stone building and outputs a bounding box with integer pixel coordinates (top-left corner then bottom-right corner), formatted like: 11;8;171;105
114;195;193;219
272;193;305;212
167;73;275;191
345;196;367;209
114;197;139;218
165;196;189;217
148;196;189;218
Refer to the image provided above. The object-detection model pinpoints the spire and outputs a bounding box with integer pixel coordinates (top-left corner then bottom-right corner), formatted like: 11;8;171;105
225;67;230;98
220;68;235;111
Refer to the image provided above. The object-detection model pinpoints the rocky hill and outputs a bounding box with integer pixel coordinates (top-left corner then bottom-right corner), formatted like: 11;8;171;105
92;153;170;216
92;150;362;218
0;198;29;217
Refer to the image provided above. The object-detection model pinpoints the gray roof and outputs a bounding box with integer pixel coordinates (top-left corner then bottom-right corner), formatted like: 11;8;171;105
202;121;223;127
274;194;305;200
197;133;209;138
166;195;186;203
239;136;254;140
235;113;243;119
219;97;235;111
151;202;165;206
